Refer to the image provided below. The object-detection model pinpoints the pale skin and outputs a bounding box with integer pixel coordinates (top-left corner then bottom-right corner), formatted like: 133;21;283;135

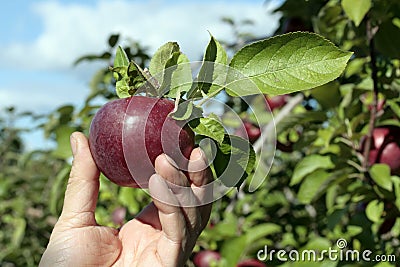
39;132;212;267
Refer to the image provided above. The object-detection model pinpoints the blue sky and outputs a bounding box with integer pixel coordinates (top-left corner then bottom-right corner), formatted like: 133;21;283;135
0;0;281;149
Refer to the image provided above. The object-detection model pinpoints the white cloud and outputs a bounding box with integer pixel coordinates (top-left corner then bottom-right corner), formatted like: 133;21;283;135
0;0;280;70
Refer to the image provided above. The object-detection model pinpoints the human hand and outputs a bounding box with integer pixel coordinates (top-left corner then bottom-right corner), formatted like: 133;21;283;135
39;132;212;267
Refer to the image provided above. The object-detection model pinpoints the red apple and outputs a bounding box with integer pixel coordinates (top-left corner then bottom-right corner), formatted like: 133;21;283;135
265;95;288;111
89;96;195;188
237;258;266;267
282;17;309;33
361;126;400;175
378;217;396;235
112;207;126;226
193;250;221;267
235;121;261;144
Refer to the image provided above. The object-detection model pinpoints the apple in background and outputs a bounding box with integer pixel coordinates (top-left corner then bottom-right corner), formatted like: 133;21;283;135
235;121;261;144
361;126;400;175
378;217;396;235
237;258;266;267
276;140;294;153
112;207;126;226
265;95;289;112
282;17;310;33
89;96;195;188
193;250;221;267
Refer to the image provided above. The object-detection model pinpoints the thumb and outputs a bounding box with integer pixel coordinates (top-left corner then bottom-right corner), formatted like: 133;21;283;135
58;132;100;227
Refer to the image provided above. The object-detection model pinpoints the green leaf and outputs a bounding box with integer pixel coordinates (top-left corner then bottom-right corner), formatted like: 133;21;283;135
341;0;371;27
149;42;180;80
114;46;129;68
189;117;225;144
278;110;327;133
161;52;192;97
11;218;26;247
204;34;228;66
345;58;367;78
170;101;203;121
118;187;139;214
188;35;228;98
303;237;331;251
297;169;330;204
52;125;76;159
347;225;363;237
113;61;154;98
221;235;247;266
228;32;352;96
108;34;119;48
365;200;384;223
369;164;393;192
112;46;145;98
387;100;400;118
50;166;70;215
212;135;256;188
375;20;400;59
392;176;400;210
170;54;192;95
115;78;131;98
245;223;282;244
224;224;284;264
73;52;111;66
310;81;341;109
290;155;334;186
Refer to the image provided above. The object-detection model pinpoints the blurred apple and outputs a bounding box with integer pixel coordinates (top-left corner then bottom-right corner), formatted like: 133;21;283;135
276;141;294;153
193;250;221;267
112;207;126;226
237;258;266;267
265;95;288;111
234;121;261;144
282;17;309;33
361;126;400;175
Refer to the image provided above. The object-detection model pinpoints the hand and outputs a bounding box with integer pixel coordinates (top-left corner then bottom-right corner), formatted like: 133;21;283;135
39;132;212;267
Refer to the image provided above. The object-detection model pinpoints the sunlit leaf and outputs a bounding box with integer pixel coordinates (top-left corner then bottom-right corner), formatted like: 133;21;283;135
341;0;371;27
366;200;384;223
228;32;352;96
369;164;392;192
297;169;330;204
291;155;334;185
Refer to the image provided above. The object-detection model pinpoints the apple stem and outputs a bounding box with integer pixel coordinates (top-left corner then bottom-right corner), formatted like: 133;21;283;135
362;19;380;174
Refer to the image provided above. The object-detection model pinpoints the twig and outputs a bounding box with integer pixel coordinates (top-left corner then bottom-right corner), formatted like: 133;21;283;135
362;19;380;173
253;93;304;154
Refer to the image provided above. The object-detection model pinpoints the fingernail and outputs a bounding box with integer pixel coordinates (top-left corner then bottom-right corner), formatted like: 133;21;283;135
70;133;78;156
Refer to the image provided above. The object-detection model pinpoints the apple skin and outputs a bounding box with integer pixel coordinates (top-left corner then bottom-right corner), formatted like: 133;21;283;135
193;250;221;267
282;17;310;33
89;96;195;188
265;95;288;111
235;121;261;144
362;126;400;175
112;207;126;226
237;258;266;267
